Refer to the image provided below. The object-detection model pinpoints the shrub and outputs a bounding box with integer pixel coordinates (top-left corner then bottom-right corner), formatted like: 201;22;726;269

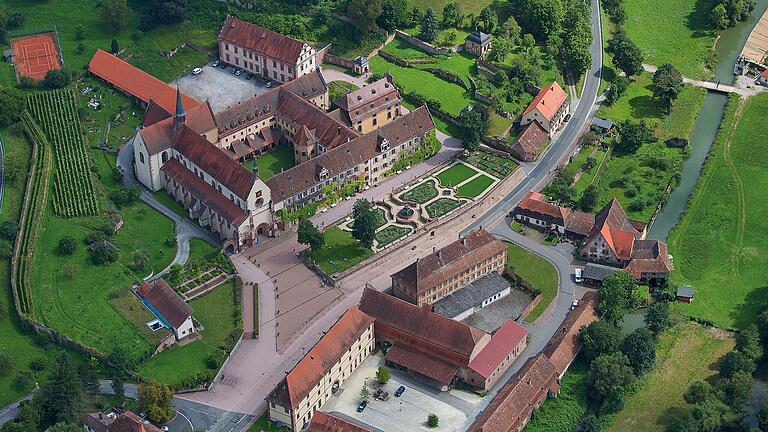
15;370;33;389
29;356;48;372
44;69;72;89
109;187;139;209
0;240;13;259
206;350;227;369
0;353;13;375
89;243;119;265
58;236;77;255
427;414;439;428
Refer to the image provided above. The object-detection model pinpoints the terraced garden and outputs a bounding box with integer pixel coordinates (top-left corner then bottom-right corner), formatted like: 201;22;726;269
28;89;98;218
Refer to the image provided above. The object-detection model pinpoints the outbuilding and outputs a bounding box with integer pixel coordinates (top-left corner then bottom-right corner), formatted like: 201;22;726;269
676;285;695;303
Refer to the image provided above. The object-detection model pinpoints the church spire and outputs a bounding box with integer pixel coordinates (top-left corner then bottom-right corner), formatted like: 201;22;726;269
174;85;186;129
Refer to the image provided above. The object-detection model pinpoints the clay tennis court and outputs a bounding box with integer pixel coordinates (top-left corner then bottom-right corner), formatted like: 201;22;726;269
12;32;62;80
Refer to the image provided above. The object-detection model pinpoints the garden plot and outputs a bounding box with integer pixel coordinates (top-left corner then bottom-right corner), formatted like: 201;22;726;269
338;205;414;252
461;150;519;179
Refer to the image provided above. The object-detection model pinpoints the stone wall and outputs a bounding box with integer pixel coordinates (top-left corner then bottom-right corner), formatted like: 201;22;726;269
395;30;455;55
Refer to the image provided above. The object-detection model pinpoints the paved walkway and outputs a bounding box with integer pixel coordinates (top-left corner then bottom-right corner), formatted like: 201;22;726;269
642;63;764;97
321;68;369;88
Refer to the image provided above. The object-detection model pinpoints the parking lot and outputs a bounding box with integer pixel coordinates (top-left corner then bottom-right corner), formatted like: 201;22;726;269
322;354;480;432
173;62;271;112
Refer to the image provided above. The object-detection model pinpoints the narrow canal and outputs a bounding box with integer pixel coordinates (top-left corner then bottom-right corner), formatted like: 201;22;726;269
647;0;768;240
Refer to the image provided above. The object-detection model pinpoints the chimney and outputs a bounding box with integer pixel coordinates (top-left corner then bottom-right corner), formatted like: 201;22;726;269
461;238;467;245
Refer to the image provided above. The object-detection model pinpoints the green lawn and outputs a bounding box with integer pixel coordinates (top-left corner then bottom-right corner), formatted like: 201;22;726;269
410;0;497;15
309;227;373;275
667;94;768;329
137;340;216;384
401;180;438;204
506;244;558;322
573;148;607;196
523;356;589;432
381;38;432;59
109;288;169;349
189;238;219;262
244;146;296;181
623;0;717;79
248;413;289;432
328;80;359;103
456;174;494;198
436;163;478;187
488;113;514;137
605;323;734;432
369;56;474;116
190;282;237;348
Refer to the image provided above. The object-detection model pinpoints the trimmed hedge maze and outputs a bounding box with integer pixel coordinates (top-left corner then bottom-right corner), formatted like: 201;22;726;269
28;89;98;217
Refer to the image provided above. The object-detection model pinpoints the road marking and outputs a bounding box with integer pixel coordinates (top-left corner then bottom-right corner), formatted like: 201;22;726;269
176;410;194;431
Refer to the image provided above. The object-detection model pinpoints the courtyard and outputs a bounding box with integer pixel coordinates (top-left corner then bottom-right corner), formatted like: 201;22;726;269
174;63;272;112
321;353;480;432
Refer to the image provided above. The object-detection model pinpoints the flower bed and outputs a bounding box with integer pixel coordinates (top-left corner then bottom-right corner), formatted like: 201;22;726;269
425;197;462;218
375;225;412;247
400;180;438;204
461;150;518;179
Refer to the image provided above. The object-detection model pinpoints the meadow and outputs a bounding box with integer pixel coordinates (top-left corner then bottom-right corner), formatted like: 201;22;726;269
505;243;557;322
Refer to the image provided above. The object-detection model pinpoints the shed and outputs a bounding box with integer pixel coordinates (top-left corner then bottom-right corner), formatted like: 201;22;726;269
676;285;695;303
591;117;614;134
582;262;621;286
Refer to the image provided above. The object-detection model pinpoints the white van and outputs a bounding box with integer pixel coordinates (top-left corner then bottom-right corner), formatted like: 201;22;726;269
574;268;583;283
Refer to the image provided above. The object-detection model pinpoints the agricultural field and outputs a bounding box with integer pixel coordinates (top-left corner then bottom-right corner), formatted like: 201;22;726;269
524;357;589;432
425;197;463;218
605;323;734;432
400;179;439;204
623;0;717;79
457;174;494;198
29;89;99;218
375;225;412;248
308;227;373;275
668;94;768;329
506;243;557;322
436;163;478;187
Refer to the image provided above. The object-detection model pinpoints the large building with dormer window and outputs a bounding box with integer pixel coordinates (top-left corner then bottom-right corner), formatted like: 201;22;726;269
218;16;317;83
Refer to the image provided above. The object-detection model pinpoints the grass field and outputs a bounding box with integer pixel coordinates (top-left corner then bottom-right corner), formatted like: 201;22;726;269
506;244;558;322
605;323;734;432
248;413;289;432
328;80;359;103
309;227;373;275
488;112;514;137
623;0;717;79
524;356;589;432
667;94;768;329
189;238;219;262
457;174;494;198
244;146;296;181
436;163;478;187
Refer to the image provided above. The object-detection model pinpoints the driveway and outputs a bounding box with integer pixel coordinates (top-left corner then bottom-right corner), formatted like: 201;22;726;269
174;63;271;112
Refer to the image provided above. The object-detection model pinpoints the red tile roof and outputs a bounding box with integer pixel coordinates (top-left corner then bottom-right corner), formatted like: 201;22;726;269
219;16;309;65
391;229;508;300
385;345;460;385
565;211;595;237
108;411;163;432
136;279;192;329
522;81;568;122
512;122;549;161
516;191;570;224
160;158;247;225
583;199;645;261
142;100;172;127
542;292;598;375
359;288;488;360
88;50;199;113
761;69;768;78
332;77;400;124
307;412;371;432
273;307;374;408
468;354;560;432
469;320;528;379
625;240;671;277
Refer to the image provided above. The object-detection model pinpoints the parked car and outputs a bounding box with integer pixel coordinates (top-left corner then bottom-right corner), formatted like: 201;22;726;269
161;427;169;432
265;81;275;88
394;386;406;397
571;299;579;310
564;113;572;122
356;400;368;413
574;267;583;283
192;67;203;75
211;59;220;67
235;69;244;76
246;73;254;80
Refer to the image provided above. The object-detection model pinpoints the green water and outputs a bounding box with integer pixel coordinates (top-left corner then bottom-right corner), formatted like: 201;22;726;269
648;0;768;240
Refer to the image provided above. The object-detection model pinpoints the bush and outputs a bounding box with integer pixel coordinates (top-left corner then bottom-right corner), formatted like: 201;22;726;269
0;240;13;259
89;243;119;265
14;370;33;389
44;68;72;89
29;356;48;372
427;414;439;428
58;236;77;255
109;187;139;209
206;350;227;369
0;353;13;375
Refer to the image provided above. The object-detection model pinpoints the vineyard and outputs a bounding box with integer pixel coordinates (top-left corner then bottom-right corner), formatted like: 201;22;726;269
13;111;52;317
28;88;98;217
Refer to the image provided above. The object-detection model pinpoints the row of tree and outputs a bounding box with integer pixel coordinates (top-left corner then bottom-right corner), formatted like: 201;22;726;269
298;198;380;254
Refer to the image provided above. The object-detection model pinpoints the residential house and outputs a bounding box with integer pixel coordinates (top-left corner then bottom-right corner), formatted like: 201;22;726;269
307;412;371;432
510;121;549;162
465;319;529;390
579;199;647;264
542;291;598;377
520;81;569;135
391;229;508;306
136;278;194;341
332;76;401;133
218;16;317;83
266;308;375;431
83;408;163;432
465;31;492;58
513;191;570;234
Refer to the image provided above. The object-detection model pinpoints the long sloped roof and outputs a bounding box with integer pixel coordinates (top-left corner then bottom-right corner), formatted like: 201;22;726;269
136;279;192;329
219;16;308;64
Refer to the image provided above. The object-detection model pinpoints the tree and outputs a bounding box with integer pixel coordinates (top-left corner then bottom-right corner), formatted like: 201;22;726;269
488;37;511;62
377;0;410;31
666;407;699;432
684;380;712;404
101;0;132;32
89;242;119;265
719;370;753;408
44;69;71;89
574;414;601;432
0;240;12;259
588;352;635;410
644;301;670;335
720;349;756;378
652;63;683;113
109;187;139;208
138;380;174;424
376;365;390;384
458;108;485;152
621;327;656;376
420;8;440;42
478;6;498;33
7;12;25;28
75;25;87;40
579;185;598;211
580;320;623;361
109;346;134;372
41;353;84;424
347;0;382;33
442;2;461;28
560;0;592;78
515;0;564;43
0;88;24;128
597;272;637;323
0;353;12;376
352;200;376;249
605;75;630;105
500;17;522;44
58;236;77;255
111;38;119;54
360;382;370;400
612;37;644;77
735;324;763;362
46;423;82;432
2;151;26;185
298;219;325;253
617;120;654;154
427;414;439;428
112;374;125;406
0;221;18;241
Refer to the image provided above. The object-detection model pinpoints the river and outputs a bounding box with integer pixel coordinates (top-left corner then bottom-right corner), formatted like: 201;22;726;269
647;0;768;240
